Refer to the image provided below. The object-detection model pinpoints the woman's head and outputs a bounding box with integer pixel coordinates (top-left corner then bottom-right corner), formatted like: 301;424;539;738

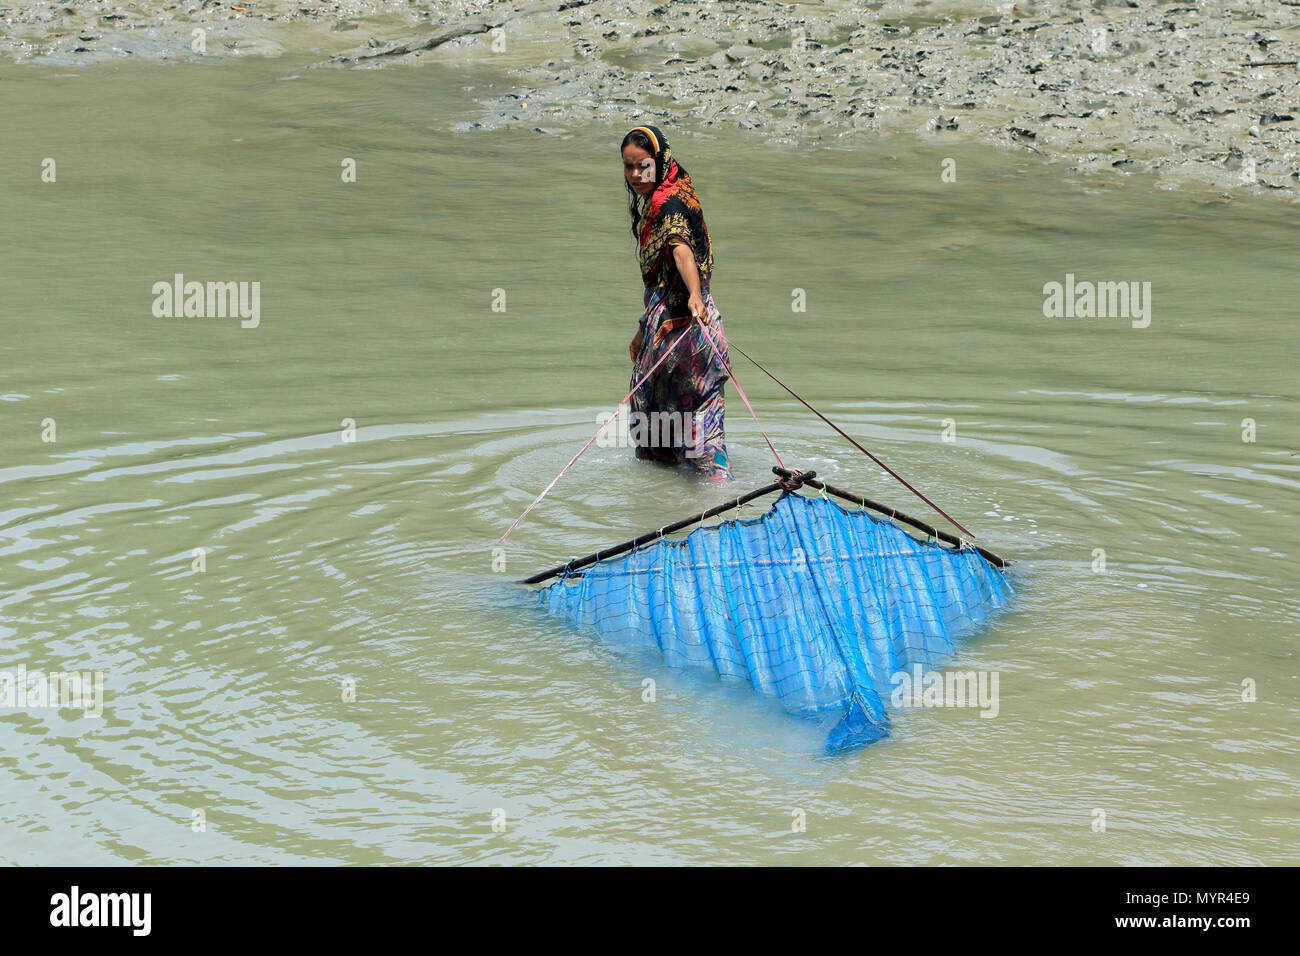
621;130;659;198
621;125;670;239
620;124;712;286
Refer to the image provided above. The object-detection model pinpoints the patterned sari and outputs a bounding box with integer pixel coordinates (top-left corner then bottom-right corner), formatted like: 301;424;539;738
626;125;733;480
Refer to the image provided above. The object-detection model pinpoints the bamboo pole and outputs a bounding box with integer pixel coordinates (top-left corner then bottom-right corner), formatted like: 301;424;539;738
772;467;1009;569
521;464;1009;585
520;472;816;585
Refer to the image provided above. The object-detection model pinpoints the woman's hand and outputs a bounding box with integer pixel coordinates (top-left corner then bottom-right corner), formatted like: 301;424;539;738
688;292;707;324
671;242;709;325
630;327;644;362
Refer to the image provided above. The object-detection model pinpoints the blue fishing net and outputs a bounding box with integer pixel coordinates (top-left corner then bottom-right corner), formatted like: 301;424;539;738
537;490;1013;753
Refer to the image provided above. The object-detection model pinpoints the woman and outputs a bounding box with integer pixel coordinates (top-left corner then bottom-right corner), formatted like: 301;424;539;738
621;124;734;480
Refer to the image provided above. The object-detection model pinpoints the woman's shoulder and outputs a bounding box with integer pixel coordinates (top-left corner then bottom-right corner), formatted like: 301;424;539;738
675;178;703;213
659;192;701;219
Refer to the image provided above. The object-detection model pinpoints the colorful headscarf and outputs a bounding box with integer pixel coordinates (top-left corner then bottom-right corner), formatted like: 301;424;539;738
628;125;714;296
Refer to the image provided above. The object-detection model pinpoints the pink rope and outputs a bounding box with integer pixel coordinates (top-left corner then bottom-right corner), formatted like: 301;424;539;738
696;321;786;472
728;341;976;540
496;322;697;545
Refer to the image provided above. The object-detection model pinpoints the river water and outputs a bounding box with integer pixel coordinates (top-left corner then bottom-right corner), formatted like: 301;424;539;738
1;56;1297;865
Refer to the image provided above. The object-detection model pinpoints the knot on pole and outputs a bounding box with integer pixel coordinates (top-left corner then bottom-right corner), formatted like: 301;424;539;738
774;467;817;492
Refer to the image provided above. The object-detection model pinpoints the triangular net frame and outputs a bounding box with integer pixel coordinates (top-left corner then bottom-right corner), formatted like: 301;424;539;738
529;470;1013;753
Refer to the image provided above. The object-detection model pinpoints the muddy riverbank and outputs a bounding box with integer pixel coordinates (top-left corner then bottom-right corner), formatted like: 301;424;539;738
4;1;1297;196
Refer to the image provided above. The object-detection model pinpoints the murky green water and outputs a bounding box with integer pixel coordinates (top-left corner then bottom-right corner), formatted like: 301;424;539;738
1;56;1297;865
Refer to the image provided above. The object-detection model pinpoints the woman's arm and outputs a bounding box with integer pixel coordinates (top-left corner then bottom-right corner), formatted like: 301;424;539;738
670;239;707;322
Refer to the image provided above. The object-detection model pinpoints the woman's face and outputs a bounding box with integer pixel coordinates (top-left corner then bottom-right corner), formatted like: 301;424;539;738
622;143;656;196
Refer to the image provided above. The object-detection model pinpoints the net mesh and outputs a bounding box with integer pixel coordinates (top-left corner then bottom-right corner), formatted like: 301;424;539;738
537;490;1013;753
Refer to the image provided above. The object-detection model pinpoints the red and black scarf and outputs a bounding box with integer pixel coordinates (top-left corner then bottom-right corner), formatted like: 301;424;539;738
630;125;714;312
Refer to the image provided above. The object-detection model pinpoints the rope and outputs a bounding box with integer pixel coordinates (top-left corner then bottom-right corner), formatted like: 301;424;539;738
499;317;978;544
696;320;786;471
727;341;976;540
496;321;697;545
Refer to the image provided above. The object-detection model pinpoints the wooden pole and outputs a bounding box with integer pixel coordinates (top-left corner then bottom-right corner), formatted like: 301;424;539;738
521;472;817;585
772;467;1009;569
